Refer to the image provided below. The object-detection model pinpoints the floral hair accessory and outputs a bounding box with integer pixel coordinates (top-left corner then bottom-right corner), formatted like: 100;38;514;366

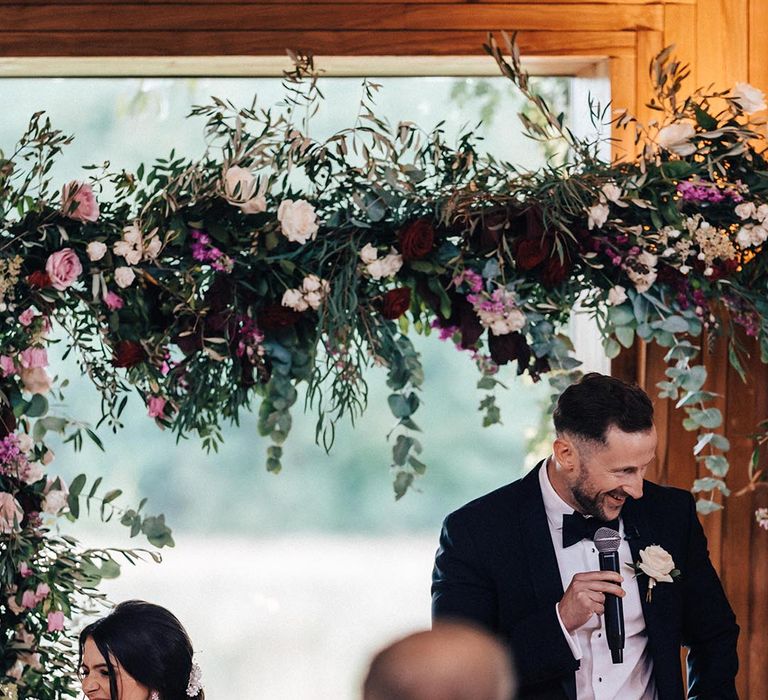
630;544;680;602
186;661;203;697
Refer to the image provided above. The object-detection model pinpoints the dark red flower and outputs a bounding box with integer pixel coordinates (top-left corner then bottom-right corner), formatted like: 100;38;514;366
258;303;302;330
488;331;531;370
380;287;411;320
514;237;550;271
398;219;435;260
540;254;571;288
112;340;147;368
27;270;51;288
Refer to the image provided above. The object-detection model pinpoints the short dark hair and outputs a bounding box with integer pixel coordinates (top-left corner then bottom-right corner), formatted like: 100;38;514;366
553;373;654;443
79;600;203;700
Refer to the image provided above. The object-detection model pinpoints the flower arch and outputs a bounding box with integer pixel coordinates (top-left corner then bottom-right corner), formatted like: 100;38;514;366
2;34;768;697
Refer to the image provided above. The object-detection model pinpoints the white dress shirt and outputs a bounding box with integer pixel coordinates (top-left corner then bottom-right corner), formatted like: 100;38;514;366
539;461;657;700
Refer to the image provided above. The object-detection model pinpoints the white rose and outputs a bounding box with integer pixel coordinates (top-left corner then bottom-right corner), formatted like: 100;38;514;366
638;545;675;583
114;266;136;288
656;122;697;156
757;204;768;223
587;203;610;230
736;225;754;248
753;225;768;244
22;462;45;485
281;288;309;312
734;202;756;220
223;166;257;203
628;268;657;294
732;82;767;113
19;367;52;395
359;243;379;265
277;199;319;244
86;241;107;261
607;285;627;306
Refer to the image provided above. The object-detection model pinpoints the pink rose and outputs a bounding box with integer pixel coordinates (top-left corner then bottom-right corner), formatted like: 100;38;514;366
20;347;48;369
86;241;108;261
0;355;15;377
19;562;32;578
19;367;52;395
47;611;65;632
19;308;36;326
21;590;37;609
61;181;99;222
147;396;167;418
104;291;124;311
45;248;83;291
0;493;24;534
35;583;50;601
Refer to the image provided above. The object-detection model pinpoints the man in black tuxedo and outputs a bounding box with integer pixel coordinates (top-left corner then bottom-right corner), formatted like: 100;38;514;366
432;373;739;699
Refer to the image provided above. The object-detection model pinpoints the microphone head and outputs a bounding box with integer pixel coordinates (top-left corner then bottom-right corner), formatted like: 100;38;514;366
594;527;621;553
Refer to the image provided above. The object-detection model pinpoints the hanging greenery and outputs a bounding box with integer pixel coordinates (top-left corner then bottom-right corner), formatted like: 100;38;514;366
3;32;768;694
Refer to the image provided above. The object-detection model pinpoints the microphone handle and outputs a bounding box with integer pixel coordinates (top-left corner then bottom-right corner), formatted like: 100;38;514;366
598;550;625;664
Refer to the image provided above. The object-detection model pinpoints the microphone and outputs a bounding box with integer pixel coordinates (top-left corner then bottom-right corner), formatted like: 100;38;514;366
594;527;625;664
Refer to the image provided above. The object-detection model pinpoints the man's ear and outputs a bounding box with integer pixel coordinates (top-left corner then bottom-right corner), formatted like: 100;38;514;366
552;435;579;474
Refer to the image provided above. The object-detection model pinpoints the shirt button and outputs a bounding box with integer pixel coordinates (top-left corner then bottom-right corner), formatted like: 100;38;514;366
592;548;596;553
598;677;602;683
598;632;602;638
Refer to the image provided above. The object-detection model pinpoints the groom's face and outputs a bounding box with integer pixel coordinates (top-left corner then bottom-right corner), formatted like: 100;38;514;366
568;425;657;521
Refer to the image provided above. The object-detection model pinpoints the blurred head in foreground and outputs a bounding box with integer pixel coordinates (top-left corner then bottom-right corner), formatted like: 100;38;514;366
363;621;516;700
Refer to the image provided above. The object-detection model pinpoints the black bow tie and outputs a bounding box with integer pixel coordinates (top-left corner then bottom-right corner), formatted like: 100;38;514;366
562;512;620;548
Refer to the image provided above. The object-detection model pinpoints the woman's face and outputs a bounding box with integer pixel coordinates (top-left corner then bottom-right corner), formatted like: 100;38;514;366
80;636;151;700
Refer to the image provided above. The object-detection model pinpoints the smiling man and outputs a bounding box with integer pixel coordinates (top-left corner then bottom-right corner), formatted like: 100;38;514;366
432;373;739;700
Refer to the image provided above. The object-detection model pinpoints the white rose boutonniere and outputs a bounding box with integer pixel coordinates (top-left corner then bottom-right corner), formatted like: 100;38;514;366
630;545;680;602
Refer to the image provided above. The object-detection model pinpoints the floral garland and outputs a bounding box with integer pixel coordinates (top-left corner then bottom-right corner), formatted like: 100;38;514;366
3;34;768;695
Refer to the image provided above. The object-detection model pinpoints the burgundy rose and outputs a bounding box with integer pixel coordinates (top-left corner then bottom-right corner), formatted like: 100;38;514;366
112;340;147;368
398;219;435;260
514;237;550;271
258;303;302;330
380;288;411;320
540;255;571;288
27;270;52;288
488;331;531;370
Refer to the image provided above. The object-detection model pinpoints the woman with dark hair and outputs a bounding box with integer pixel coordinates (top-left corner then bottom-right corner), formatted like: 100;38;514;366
78;600;204;700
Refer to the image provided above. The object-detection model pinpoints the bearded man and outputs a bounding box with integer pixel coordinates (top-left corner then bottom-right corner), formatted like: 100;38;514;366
432;373;738;700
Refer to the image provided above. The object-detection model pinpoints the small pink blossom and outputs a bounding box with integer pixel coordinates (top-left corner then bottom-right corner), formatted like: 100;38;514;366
61;181;99;222
21;590;37;609
19;562;32;578
47;611;65;632
19;367;52;395
104;291;124;311
18;308;36;327
35;583;50;600
45;248;83;291
0;355;15;377
0;493;24;534
147;396;167;418
19;347;48;369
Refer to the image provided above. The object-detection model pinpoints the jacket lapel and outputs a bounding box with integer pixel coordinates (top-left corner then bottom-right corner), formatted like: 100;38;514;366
620;492;665;654
518;462;565;608
518;462;575;700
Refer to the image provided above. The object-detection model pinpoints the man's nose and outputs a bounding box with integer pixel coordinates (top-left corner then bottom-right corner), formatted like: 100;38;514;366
622;474;644;499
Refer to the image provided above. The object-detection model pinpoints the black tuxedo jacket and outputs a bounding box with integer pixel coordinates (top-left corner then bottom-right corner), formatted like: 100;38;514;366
432;463;739;699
